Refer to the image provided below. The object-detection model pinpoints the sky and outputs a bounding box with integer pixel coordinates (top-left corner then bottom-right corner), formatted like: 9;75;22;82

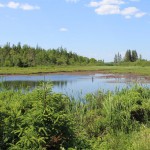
0;0;150;62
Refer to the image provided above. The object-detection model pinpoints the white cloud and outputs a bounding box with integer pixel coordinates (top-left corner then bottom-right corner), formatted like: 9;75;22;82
135;12;146;18
89;0;146;19
89;0;125;7
20;4;40;10
89;2;100;7
121;7;146;18
0;1;40;10
59;28;68;32
7;1;19;9
95;5;120;15
99;0;125;5
121;7;139;15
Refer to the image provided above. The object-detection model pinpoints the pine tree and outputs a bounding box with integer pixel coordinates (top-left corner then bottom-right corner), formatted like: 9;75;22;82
114;54;118;63
118;52;122;63
131;50;138;62
124;50;132;62
114;52;122;63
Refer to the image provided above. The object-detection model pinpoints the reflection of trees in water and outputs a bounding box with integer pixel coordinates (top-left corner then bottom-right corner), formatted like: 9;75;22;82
52;81;68;88
0;80;69;90
0;81;41;90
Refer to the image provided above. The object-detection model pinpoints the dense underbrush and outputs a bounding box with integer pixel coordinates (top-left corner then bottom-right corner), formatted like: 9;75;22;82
0;84;150;149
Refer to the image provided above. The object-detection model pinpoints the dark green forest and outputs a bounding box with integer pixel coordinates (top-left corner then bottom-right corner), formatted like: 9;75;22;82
0;43;104;67
0;43;150;67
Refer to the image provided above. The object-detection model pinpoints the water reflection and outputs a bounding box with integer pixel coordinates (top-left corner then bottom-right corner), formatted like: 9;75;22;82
52;80;68;88
0;80;40;90
99;74;150;83
0;80;69;90
0;73;150;98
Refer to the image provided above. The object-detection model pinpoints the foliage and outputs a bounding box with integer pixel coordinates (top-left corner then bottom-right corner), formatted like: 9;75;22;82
124;50;132;62
0;84;150;149
0;43;103;67
114;50;139;64
114;52;122;64
1;43;150;69
0;83;77;149
131;50;138;62
124;50;138;62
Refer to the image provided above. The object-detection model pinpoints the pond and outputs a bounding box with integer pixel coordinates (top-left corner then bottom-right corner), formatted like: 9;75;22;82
0;73;150;98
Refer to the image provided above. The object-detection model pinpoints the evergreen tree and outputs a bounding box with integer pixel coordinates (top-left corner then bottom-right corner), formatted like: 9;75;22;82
114;52;122;63
118;52;122;63
124;50;132;62
114;54;118;63
131;50;138;62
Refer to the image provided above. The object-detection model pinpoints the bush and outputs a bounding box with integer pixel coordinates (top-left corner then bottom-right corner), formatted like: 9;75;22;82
0;84;76;149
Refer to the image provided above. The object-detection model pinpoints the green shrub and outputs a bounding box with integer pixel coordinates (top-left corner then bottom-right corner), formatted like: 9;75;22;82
0;84;77;149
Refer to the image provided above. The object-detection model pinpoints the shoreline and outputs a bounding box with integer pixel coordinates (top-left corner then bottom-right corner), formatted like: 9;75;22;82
0;66;150;78
1;70;150;82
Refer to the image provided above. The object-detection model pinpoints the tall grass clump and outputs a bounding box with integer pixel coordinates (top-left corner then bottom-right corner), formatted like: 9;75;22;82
0;83;150;149
70;85;150;149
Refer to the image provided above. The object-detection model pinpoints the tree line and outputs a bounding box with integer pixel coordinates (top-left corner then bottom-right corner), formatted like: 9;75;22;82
114;50;140;63
0;43;104;67
0;43;149;67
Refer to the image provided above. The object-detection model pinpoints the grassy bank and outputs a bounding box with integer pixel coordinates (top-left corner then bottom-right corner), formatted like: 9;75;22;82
0;84;150;149
0;66;150;76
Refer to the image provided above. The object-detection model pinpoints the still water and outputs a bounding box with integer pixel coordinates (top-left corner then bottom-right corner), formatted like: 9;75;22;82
0;73;150;98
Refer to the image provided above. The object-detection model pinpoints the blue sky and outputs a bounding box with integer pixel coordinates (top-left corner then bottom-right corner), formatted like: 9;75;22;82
0;0;149;61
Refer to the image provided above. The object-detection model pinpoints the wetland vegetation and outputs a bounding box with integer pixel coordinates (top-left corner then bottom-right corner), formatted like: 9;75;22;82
1;66;150;77
0;83;150;149
0;43;150;149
